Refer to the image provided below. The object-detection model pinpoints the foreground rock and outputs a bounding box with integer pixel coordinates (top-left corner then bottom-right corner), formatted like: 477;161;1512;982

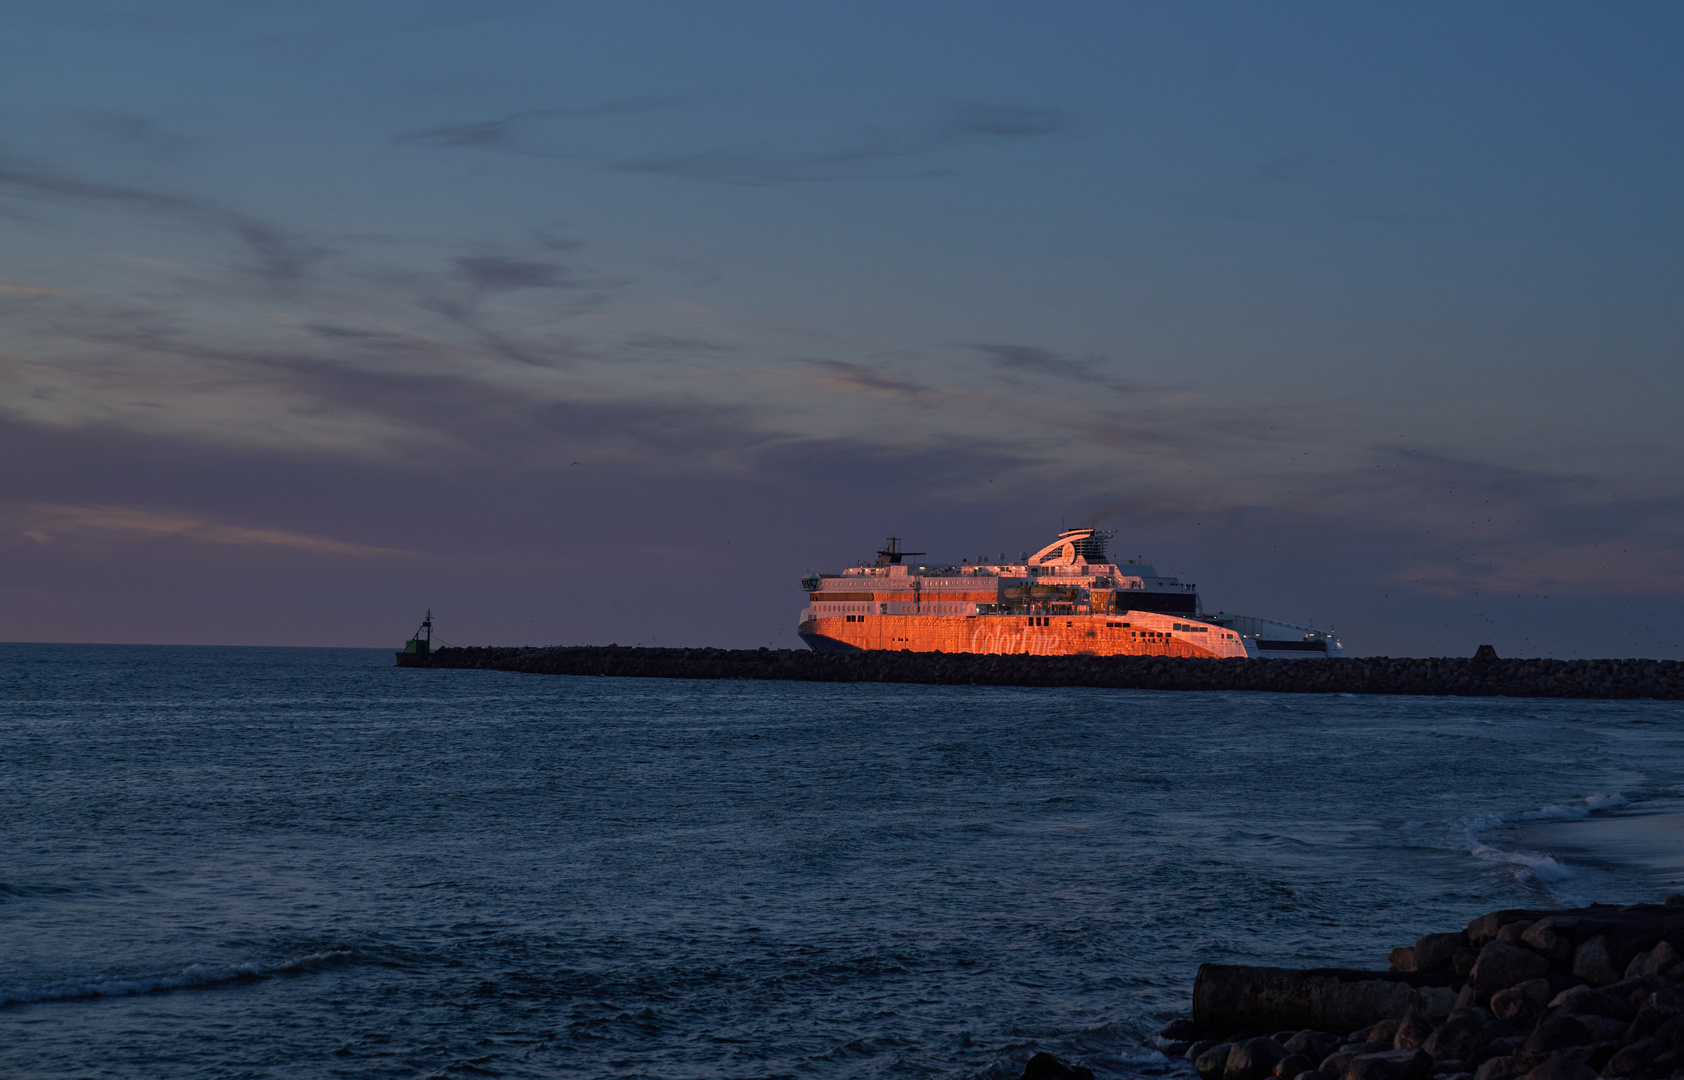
1165;900;1684;1080
410;646;1684;700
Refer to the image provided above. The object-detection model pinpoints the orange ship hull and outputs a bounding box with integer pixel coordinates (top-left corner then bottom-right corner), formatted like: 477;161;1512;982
798;613;1236;658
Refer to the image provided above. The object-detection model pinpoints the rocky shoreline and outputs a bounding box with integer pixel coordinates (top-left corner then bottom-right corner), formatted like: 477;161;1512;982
403;646;1684;700
1157;901;1684;1080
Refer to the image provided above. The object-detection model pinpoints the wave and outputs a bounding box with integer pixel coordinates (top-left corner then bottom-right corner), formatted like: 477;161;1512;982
0;949;353;1008
1462;793;1629;893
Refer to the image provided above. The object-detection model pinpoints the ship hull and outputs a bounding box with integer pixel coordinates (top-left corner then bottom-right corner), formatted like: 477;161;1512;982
797;612;1240;658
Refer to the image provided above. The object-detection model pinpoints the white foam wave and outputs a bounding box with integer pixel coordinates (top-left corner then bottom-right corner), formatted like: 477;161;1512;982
0;949;352;1008
1462;793;1626;894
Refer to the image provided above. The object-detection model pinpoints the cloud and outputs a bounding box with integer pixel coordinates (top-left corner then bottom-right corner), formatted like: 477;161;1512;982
392;99;685;154
0;152;325;282
0;280;77;297
801;359;937;403
969;343;1136;391
619;334;734;356
453;255;577;291
2;502;418;557
613;103;1069;186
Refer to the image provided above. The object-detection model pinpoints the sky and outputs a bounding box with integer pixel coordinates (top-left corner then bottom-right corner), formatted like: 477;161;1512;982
2;2;1682;656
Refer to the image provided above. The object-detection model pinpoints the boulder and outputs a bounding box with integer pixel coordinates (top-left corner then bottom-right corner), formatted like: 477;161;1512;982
1369;1020;1404;1046
1470;913;1527;950
1423;1012;1487;1061
1021;1051;1095;1080
1391;948;1420;973
1598;1035;1663;1078
1564;1014;1626;1043
1285;1030;1342;1065
1546;986;1631;1022
1228;1037;1291;1080
1523;1016;1592;1056
1516;1057;1595;1080
1396;1012;1436;1049
1625;987;1683;1041
1345;1048;1432;1080
1491;980;1553;1022
1429;1062;1468;1077
1572;938;1622;988
1497;922;1536;944
1417;934;1470;974
1471;942;1552;997
1520;921;1576;970
1454;950;1479;979
1198;1043;1236;1080
1277;1054;1316;1077
1188;1040;1220;1061
1473;1056;1514;1080
1624;940;1681;979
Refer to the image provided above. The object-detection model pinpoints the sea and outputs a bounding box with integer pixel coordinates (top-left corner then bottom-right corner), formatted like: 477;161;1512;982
2;644;1682;1079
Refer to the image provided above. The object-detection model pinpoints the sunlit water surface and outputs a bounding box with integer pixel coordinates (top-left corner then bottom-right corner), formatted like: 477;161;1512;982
3;644;1682;1079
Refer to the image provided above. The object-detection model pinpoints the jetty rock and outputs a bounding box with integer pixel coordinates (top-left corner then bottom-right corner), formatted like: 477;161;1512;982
411;646;1684;700
1166;900;1684;1080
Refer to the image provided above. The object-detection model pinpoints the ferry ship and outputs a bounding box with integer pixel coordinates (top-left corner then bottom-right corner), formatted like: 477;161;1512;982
797;528;1343;660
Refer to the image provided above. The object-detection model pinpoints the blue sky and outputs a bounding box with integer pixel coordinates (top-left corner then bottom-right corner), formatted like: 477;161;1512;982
3;2;1682;655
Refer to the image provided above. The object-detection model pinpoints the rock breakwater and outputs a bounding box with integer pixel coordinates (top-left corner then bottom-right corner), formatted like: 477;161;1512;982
1161;900;1684;1080
408;646;1684;699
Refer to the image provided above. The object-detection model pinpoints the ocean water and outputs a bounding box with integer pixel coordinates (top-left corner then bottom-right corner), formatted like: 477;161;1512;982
2;645;1682;1079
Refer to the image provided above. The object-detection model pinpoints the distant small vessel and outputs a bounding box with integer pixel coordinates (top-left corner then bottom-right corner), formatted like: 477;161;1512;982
394;610;433;667
797;529;1343;659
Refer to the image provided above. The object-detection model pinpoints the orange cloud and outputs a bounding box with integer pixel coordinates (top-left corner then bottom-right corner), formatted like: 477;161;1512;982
4;503;419;558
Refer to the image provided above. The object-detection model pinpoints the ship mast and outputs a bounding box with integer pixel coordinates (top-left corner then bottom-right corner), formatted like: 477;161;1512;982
873;537;925;567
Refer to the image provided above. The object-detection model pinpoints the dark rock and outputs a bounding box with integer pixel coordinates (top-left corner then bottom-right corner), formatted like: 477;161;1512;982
1456;950;1481;979
1626;988;1684;1042
1397;1013;1437;1049
1321;1051;1362;1077
1525;1016;1593;1056
1392;948;1421;973
1424;1013;1488;1061
1345;1048;1432;1080
1021;1051;1095;1080
1473;942;1553;997
1189;1040;1220;1062
1547;987;1632;1022
1370;1020;1405;1046
1230;1039;1292;1080
1565;1014;1627;1043
1473;1057;1515;1080
1499;923;1538;945
1471;915;1520;950
1278;1054;1316;1077
1492;980;1553;1022
1521;921;1577;970
1516;1057;1596;1080
1417;934;1470;974
1599;1036;1662;1078
1626;941;1682;979
1430;1062;1468;1076
1198;1043;1237;1080
1285;1031;1342;1065
1482;1036;1527;1062
1164;1018;1205;1041
1574;938;1623;988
